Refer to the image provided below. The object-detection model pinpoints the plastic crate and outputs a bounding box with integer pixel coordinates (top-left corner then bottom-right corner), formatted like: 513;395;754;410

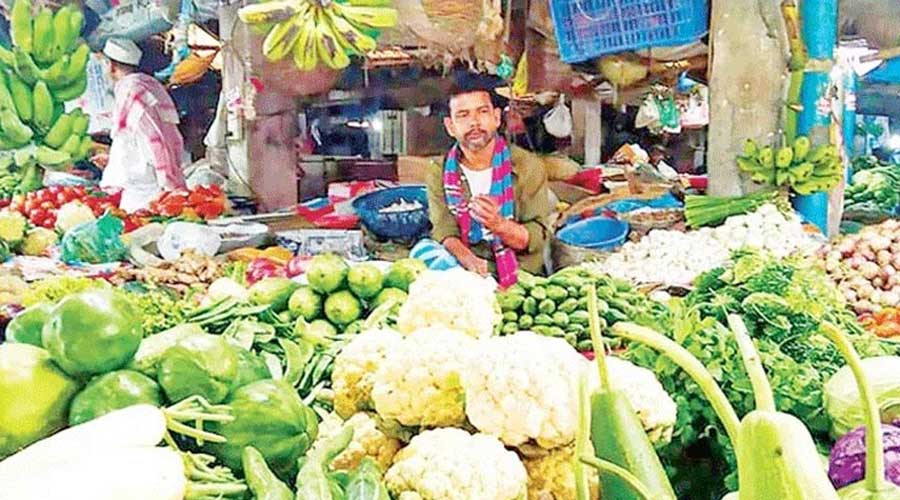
550;0;709;63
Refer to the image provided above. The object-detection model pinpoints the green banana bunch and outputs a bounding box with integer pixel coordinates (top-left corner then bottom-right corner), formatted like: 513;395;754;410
32;81;54;132
240;0;397;71
32;8;54;65
10;0;33;54
0;108;34;146
738;136;844;194
7;71;33;124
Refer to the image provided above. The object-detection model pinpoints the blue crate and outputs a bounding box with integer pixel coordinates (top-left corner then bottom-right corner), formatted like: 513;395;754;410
550;0;709;63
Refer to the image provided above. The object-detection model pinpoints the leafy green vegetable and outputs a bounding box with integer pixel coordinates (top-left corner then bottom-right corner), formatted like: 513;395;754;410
21;276;109;307
623;251;892;496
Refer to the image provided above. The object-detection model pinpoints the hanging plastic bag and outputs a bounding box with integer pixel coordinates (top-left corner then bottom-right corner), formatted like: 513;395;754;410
60;213;128;264
157;222;222;261
657;95;682;134
635;96;661;129
543;95;572;138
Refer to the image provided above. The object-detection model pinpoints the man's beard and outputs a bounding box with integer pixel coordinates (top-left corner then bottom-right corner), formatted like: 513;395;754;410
461;129;492;151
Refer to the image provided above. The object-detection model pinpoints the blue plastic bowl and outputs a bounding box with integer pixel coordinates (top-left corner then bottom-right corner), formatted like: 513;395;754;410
557;216;629;250
352;186;431;241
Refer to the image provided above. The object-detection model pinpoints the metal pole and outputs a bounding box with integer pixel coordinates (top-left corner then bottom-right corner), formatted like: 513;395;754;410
792;0;838;235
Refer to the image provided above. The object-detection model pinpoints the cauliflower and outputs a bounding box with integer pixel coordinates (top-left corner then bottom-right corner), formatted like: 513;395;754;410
521;445;599;500
588;356;677;445
21;227;58;256
396;268;501;339
332;328;403;418
55;201;96;233
0;210;26;243
372;326;475;428
386;428;528;500
463;331;586;449
313;411;402;471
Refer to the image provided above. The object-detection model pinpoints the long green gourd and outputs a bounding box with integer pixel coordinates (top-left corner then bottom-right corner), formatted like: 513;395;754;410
610;317;839;500
575;286;675;500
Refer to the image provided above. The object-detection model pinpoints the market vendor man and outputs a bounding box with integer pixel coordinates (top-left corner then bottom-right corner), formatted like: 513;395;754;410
92;38;187;212
425;81;551;286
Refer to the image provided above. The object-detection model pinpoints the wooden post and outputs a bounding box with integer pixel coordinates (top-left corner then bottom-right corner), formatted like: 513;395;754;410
706;0;790;196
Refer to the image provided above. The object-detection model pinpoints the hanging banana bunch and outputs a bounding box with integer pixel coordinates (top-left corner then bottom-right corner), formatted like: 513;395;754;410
238;0;397;71
737;135;844;195
0;0;94;171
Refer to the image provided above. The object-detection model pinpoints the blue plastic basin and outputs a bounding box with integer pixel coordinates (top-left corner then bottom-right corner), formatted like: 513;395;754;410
557;216;630;250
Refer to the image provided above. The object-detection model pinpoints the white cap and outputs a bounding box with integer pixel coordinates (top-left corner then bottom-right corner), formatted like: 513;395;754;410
103;38;142;67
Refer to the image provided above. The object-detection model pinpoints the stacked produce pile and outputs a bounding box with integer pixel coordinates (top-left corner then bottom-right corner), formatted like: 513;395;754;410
844;156;900;214
0;262;682;500
497;267;667;351
595;204;822;286
622;251;891;496
145;185;227;221
821;219;900;314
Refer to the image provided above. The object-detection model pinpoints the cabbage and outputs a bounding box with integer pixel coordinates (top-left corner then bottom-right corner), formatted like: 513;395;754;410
56;201;96;233
827;424;900;489
825;356;900;437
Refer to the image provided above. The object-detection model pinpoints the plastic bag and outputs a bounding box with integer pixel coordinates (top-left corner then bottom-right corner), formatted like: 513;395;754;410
157;222;222;261
543;95;572;138
60;213;128;264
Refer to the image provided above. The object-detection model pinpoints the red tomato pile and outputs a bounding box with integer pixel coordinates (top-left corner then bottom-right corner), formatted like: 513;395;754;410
148;185;226;221
7;186;121;229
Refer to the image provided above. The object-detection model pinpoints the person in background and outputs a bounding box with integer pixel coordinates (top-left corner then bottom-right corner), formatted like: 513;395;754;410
424;80;552;286
91;38;186;212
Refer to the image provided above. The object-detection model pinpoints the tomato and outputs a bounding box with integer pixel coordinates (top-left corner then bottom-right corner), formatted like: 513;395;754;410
29;208;48;226
40;201;55;211
188;190;208;206
195;201;224;220
23;199;38;214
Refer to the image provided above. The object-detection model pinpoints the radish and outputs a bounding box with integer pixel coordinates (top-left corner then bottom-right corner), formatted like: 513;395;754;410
0;447;187;500
0;405;166;478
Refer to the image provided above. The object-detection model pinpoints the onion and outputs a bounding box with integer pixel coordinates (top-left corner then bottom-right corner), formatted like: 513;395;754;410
844;289;858;303
891;242;900;254
878;250;893;266
860;261;881;280
889;274;900;288
838;239;857;256
873;277;886;289
857;283;875;299
884;291;900;307
848;256;866;269
872;290;885;304
871;235;892;251
892;253;900;270
856;299;876;313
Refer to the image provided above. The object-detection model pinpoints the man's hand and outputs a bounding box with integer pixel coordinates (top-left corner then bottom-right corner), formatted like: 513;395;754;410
90;153;109;169
460;254;490;276
470;195;503;231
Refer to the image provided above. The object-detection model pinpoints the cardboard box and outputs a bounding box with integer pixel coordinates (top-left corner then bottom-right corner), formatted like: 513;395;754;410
397;156;441;185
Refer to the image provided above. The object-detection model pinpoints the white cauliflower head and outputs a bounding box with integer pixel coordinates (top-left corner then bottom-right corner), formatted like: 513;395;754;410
312;411;402;472
463;331;587;449
372;326;475;428
588;356;677;445
386;428;528;500
332;328;403;418
396;269;501;339
521;445;600;500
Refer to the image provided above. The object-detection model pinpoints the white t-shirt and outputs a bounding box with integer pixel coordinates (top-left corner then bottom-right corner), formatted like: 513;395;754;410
461;165;493;197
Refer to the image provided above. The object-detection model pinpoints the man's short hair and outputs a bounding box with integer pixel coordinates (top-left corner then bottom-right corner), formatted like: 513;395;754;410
443;72;506;115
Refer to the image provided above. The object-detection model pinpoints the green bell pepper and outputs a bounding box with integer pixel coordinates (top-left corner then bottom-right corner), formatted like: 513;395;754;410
157;333;239;404
231;348;271;393
42;290;144;377
68;369;162;425
5;303;52;347
128;323;205;377
206;379;318;482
